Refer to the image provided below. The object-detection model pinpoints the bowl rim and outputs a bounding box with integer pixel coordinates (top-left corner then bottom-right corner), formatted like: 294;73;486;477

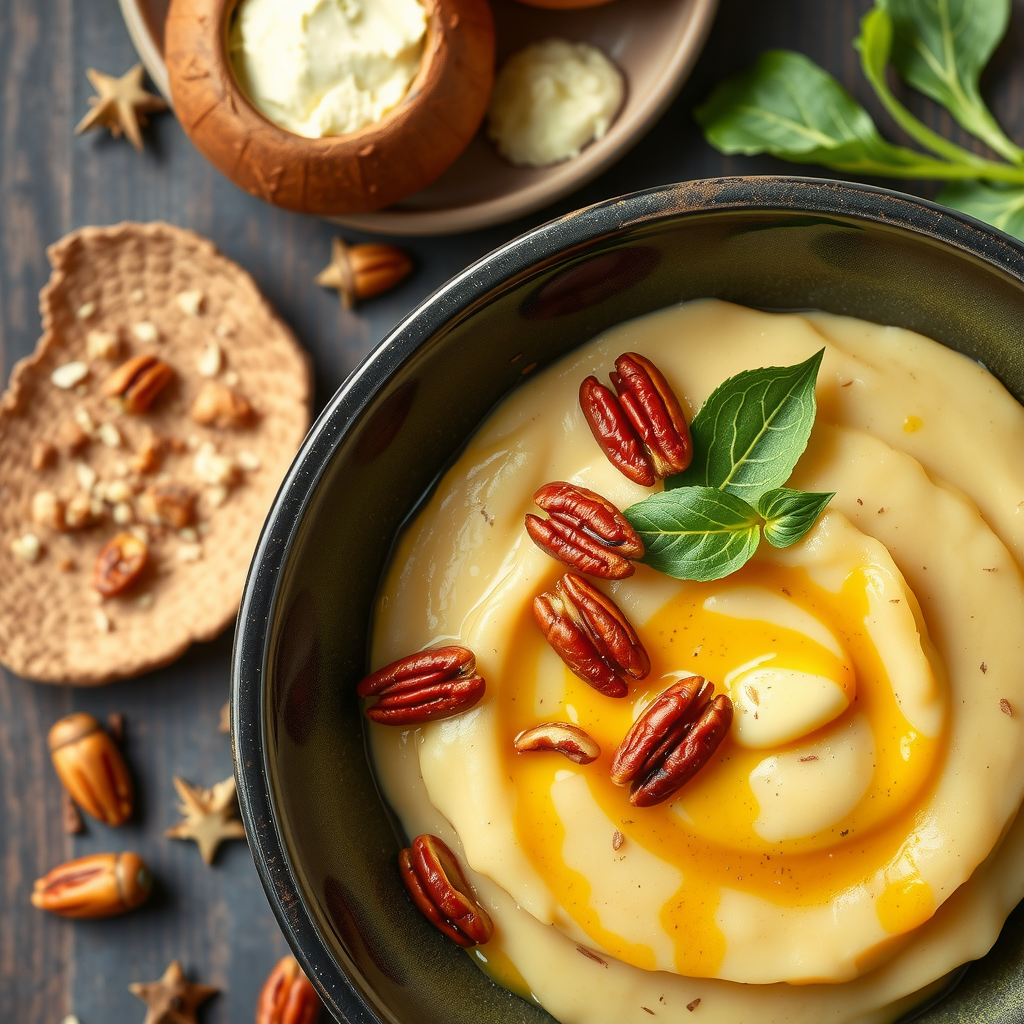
231;175;1024;1021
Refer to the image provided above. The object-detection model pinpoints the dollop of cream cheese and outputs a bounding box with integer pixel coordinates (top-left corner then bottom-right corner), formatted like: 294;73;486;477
229;0;427;139
487;39;624;167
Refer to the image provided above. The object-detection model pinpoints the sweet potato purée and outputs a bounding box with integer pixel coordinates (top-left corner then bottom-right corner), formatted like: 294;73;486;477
368;300;1024;1023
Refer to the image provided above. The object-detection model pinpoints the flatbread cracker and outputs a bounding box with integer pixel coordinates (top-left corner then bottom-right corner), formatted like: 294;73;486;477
0;222;311;684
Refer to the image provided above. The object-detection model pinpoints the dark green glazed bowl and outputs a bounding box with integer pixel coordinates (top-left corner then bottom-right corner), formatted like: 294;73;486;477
231;177;1024;1024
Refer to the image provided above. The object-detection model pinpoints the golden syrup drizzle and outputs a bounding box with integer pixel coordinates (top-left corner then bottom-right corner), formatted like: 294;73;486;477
498;560;947;976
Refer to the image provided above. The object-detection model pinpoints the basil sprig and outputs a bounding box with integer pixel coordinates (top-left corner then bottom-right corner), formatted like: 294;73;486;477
623;351;834;582
694;0;1024;242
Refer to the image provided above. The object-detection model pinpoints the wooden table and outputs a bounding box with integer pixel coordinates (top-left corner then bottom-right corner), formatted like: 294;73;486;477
4;1;1024;1021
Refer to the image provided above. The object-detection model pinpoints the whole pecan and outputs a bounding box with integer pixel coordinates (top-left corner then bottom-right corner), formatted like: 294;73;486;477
102;353;174;413
525;481;643;580
48;712;133;825
93;531;148;596
31;851;152;918
580;352;692;484
399;834;493;947
534;573;649;698
610;676;733;806
357;646;485;726
256;955;322;1024
514;722;601;764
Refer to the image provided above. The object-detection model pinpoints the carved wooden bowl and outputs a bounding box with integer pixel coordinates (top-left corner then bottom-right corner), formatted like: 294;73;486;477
164;0;495;216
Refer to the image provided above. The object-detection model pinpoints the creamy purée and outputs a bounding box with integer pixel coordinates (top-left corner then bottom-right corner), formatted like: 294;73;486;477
368;300;1024;1023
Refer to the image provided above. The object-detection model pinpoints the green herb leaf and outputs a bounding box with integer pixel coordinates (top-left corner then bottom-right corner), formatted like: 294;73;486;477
882;0;1022;165
938;180;1024;239
758;488;835;548
624;488;761;582
694;50;952;177
667;349;823;505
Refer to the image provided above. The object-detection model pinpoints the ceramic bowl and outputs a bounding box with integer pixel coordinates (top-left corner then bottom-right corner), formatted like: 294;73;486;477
232;176;1024;1024
118;0;719;234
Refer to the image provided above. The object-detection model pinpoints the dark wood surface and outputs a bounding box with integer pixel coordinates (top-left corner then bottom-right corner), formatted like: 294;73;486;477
3;1;1024;1022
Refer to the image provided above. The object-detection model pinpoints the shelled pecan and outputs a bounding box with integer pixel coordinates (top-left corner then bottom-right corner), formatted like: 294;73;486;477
31;851;151;918
357;646;485;725
102;353;174;413
525;481;644;580
48;712;133;824
534;573;649;698
580;352;692;485
610;676;732;806
399;834;493;947
93;531;148;596
514;722;600;764
257;955;322;1024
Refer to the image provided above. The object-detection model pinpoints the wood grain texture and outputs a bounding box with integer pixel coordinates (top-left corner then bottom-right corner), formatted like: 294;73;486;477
3;0;1024;1021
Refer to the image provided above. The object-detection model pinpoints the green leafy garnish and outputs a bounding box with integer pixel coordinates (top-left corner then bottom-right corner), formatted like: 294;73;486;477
758;488;836;549
668;349;823;503
695;0;1024;241
623;355;833;582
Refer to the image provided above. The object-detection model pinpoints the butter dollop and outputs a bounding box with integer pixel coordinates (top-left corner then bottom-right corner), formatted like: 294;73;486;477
229;0;427;139
487;39;624;167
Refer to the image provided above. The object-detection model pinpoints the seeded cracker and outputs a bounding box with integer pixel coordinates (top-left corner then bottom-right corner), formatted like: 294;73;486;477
0;223;311;684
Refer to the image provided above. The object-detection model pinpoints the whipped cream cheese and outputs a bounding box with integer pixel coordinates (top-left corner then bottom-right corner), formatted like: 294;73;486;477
368;300;1024;1024
229;0;427;139
487;39;624;167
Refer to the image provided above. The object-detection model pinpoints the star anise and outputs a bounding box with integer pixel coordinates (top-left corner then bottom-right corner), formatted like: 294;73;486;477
164;775;246;865
75;64;167;151
128;960;216;1024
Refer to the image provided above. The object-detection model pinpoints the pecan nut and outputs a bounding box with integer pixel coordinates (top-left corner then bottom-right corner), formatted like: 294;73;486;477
580;352;692;484
257;955;322;1024
525;481;643;580
514;722;601;764
93;531;148;596
31;851;152;918
533;573;649;698
399;834;493;947
48;712;134;824
357;646;485;725
138;482;195;528
102;353;174;413
610;676;733;806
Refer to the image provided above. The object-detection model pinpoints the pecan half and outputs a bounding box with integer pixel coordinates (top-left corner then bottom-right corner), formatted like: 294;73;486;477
48;712;134;824
534;573;649;698
357;646;485;726
610;677;732;806
93;531;148;597
257;955;322;1024
514;722;600;764
102;353;174;413
399;835;493;947
580;352;692;484
31;851;152;918
525;481;643;580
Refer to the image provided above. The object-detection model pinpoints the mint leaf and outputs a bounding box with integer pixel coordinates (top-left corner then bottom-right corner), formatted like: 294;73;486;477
624;488;761;582
667;349;823;505
939;180;1024;240
882;0;1022;165
694;50;953;177
758;488;835;548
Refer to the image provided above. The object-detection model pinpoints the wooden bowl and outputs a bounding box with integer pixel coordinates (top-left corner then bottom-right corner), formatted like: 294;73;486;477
164;0;495;216
123;0;718;234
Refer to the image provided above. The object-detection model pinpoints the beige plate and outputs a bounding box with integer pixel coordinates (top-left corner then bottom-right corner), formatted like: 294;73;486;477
118;0;718;236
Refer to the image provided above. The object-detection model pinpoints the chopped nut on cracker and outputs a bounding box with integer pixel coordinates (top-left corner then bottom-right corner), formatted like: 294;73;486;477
190;381;253;429
197;343;222;378
11;533;42;563
139;482;195;529
177;290;204;316
194;444;239;487
130;288;145;303
31;441;57;471
86;329;120;360
65;493;97;531
52;362;89;390
76;301;97;320
97;422;122;448
57;419;90;455
75;462;97;492
132;321;158;344
32;491;65;531
73;408;96;437
236;451;260;472
131;431;162;474
94;610;112;634
178;543;202;563
112;502;134;525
